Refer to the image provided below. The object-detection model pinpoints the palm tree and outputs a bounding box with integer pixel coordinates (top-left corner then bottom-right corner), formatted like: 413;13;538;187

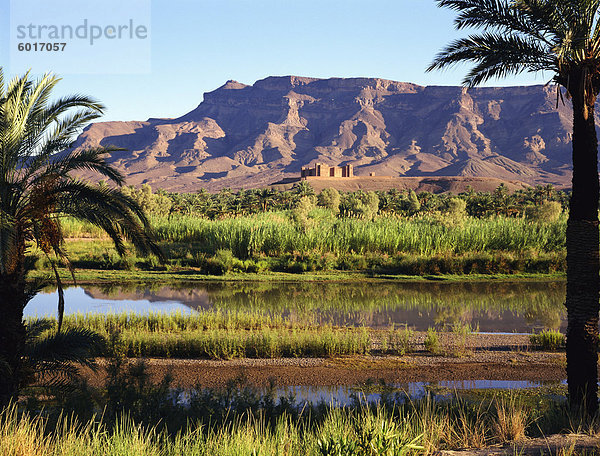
428;0;600;415
257;188;276;212
0;69;163;406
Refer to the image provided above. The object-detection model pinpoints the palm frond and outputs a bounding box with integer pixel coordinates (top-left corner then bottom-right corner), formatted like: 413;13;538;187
428;32;556;86
430;0;600;91
25;318;54;341
23;276;50;307
26;327;104;372
48;259;65;332
437;0;555;44
52;180;164;260
42;147;126;185
0;70;163;389
23;321;103;390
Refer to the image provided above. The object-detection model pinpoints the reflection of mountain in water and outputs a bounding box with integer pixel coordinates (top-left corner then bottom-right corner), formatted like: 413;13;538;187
84;286;212;308
81;281;566;333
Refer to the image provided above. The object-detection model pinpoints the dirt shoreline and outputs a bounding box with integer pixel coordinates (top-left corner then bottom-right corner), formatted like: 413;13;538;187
85;353;569;389
76;333;592;388
82;332;581;389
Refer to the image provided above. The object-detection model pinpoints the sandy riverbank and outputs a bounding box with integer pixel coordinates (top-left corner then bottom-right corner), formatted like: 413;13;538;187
79;333;581;388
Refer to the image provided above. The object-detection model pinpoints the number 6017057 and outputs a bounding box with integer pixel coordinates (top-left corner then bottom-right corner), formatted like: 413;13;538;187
17;42;67;51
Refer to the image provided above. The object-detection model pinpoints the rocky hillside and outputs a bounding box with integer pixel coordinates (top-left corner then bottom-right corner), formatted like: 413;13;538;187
72;76;580;192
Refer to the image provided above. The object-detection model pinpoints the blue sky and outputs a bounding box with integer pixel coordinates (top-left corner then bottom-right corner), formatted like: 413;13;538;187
0;0;552;122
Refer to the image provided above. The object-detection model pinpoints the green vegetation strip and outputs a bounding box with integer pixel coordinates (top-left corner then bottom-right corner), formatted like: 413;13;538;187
33;313;562;359
43;185;575;277
37;212;570;277
42;313;377;359
27;267;567;284
5;388;596;455
62;211;567;256
35;313;420;359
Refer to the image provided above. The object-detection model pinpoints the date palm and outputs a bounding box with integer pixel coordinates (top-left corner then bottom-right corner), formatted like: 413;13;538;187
0;69;162;406
428;0;600;415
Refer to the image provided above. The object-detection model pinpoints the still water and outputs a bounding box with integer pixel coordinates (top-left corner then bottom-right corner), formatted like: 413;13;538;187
173;380;566;407
27;280;566;333
276;380;565;405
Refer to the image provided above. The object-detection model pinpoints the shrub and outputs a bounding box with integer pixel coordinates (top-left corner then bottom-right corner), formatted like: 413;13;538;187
450;322;475;357
340;191;380;220
121;183;172;216
530;330;565;350
292;196;315;231
318;188;341;214
525;201;563;222
384;326;414;355
407;190;421;214
445;197;467;218
424;327;441;355
206;249;245;274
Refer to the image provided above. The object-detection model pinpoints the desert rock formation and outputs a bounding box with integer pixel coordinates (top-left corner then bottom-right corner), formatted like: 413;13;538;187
72;76;580;192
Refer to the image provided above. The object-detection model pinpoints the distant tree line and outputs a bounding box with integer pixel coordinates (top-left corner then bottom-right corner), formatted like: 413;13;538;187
119;181;569;222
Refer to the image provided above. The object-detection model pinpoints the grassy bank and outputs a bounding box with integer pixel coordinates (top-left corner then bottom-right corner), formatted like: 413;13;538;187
41;313;379;359
32;312;561;359
27;267;567;285
10;386;599;455
46;212;569;277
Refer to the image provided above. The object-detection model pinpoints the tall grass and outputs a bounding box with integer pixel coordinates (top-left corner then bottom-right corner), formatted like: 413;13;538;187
117;327;371;359
35;314;373;359
62;213;567;258
0;404;424;456
51;213;569;275
63;310;309;332
4;391;595;455
152;214;566;257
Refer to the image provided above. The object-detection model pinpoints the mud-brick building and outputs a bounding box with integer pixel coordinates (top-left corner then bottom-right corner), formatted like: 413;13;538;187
301;163;354;178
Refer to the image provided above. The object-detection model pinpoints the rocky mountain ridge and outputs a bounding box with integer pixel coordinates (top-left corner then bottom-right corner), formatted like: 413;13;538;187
72;75;580;192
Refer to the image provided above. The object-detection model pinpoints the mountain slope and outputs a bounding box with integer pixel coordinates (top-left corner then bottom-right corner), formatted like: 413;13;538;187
72;76;580;191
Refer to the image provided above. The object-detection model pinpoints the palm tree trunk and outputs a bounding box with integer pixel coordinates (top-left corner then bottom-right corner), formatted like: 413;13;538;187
566;84;600;416
0;272;28;407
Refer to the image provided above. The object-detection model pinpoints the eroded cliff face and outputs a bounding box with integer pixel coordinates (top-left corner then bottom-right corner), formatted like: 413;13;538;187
72;75;578;191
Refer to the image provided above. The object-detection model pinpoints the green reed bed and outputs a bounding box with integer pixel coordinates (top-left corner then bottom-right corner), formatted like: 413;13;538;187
63;310;308;332
32;312;502;360
117;327;370;359
52;213;570;275
151;214;566;257
36;313;372;359
62;213;566;258
60;217;107;239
